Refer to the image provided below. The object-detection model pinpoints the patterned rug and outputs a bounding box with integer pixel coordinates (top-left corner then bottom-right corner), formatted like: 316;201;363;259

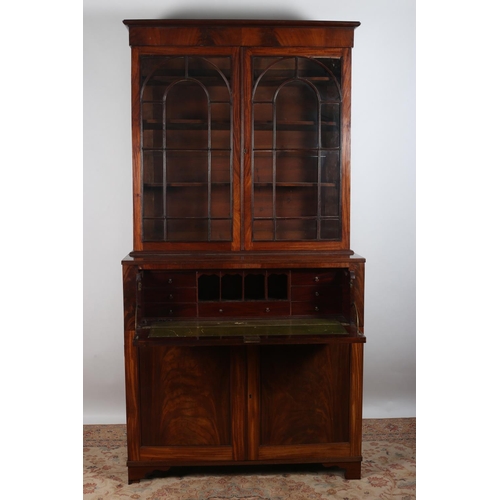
83;418;415;499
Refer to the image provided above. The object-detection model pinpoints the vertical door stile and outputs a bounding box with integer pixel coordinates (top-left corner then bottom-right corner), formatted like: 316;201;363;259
231;346;247;461
246;345;260;460
349;342;364;457
232;47;243;251
340;47;352;248
242;49;254;250
132;47;143;252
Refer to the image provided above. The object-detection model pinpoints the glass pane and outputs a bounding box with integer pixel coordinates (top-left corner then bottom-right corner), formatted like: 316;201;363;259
320;103;340;149
143;151;163;185
166;151;207;183
211;184;231;218
276;81;319;150
320;151;340;184
276;186;317;218
320;219;341;240
253;185;273;218
254;153;273;183
298;57;341;102
142;102;163;123
210;219;232;241
143;187;163;217
253;57;282;84
143;219;164;241
167;219;208;241
166;82;208;149
141;56;185;100
142;128;163;149
211;151;231;183
276;219;317;240
253;58;295;101
188;57;231;100
211;103;231;149
321;186;340;217
166;186;208;218
253;103;273;150
276;151;318;184
253;219;274;241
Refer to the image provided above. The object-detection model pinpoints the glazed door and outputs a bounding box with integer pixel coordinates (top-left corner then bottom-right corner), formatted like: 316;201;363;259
247;343;355;462
243;48;352;251
133;47;241;252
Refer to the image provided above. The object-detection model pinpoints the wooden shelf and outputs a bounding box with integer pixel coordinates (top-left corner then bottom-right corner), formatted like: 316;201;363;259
253;182;336;187
144;182;231;188
254;120;337;131
143;120;231;130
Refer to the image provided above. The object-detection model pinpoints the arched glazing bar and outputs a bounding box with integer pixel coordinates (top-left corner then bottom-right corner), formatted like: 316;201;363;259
140;56;233;242
251;56;342;241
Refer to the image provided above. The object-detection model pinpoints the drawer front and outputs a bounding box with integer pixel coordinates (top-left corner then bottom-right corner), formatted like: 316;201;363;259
143;271;196;289
291;301;329;316
291;270;340;286
291;286;337;302
143;303;197;318
143;287;197;303
198;301;290;318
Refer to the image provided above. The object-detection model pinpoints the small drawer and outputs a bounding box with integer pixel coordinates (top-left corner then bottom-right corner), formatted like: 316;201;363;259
291;286;329;302
198;302;247;318
291;286;343;303
143;303;197;318
291;302;327;316
143;271;196;289
198;301;290;318
291;270;339;286
143;287;197;303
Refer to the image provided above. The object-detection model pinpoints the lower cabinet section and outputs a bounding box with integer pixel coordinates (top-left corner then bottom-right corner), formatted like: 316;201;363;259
127;341;364;483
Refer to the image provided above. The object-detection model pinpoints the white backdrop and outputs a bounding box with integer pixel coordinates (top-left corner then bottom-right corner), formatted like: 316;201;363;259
83;0;415;423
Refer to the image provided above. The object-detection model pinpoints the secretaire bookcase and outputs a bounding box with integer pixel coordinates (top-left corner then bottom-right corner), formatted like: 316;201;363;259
121;19;365;484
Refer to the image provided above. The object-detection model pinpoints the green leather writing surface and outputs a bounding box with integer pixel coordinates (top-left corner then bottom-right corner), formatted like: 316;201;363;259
147;318;348;338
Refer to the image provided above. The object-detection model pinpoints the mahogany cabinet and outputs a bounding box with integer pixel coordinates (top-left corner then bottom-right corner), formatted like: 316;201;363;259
122;19;365;484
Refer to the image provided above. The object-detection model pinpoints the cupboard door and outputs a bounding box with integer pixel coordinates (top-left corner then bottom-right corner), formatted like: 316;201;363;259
138;345;246;462
244;49;351;251
248;343;352;461
135;49;240;251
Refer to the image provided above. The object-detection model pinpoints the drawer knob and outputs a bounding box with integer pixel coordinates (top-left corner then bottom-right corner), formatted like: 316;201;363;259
219;309;224;313
314;276;319;282
169;294;174;300
314;306;319;312
315;291;320;296
169;309;173;315
265;307;270;313
168;278;173;284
